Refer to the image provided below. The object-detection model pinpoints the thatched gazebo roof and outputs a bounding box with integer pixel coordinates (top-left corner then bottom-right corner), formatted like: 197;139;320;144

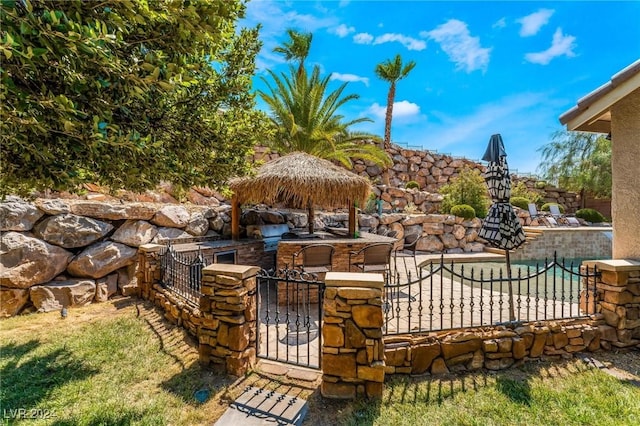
229;152;371;208
228;152;372;237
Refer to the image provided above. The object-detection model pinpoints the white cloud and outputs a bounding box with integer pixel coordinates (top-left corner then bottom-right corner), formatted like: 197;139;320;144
373;33;426;51
330;72;370;86
525;28;577;65
330;24;355;38
517;8;554;37
242;1;339;70
368;101;421;120
353;32;374;44
492;18;506;29
424;19;491;73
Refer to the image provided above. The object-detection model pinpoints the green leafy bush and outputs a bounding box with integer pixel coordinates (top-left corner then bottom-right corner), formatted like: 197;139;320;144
439;168;490;218
450;204;476;220
405;181;420;190
363;194;379;214
575;208;606;223
511;182;543;205
535;180;547;189
510;197;530;210
541;203;565;213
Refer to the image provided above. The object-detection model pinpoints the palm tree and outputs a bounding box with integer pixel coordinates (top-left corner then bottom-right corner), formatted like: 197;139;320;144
273;29;313;77
259;65;390;168
374;54;417;149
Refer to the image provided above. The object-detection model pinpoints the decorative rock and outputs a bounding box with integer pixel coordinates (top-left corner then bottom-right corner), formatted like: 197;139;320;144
33;199;71;215
441;338;481;359
321;382;356;399
151;205;190;228
152;227;193;242
0;197;44;231
185;213;209;236
322;353;356;378
29;279;96;312
345;319;367;348
323;324;345;347
416;235;444;252
0;287;29;317
111;220;158;247
95;273;118;302
431;357;449;375
411;343;441;374
69;201;156;220
352;305;383;329
33;214;113;248
67;241;137;279
1;232;73;289
260;211;285;224
118;263;139;296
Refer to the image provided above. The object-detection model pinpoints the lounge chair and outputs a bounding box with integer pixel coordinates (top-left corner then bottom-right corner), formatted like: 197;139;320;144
549;205;580;227
528;203;556;227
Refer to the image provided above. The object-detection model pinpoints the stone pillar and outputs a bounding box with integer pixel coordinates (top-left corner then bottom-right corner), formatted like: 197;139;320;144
321;272;385;399
138;244;164;300
588;260;640;348
198;264;259;376
611;88;640;259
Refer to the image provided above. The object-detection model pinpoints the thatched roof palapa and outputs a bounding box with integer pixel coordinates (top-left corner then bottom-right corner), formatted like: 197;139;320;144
229;152;371;209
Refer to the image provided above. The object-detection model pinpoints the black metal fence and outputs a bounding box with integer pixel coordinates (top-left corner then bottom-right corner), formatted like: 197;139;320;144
256;268;324;369
159;245;212;304
384;253;600;335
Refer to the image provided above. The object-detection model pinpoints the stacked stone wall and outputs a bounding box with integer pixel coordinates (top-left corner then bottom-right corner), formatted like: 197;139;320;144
383;320;600;376
198;264;259;376
0;197;233;317
322;273;386;399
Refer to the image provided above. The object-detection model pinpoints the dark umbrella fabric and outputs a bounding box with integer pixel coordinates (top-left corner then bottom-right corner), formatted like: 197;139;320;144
478;134;526;322
478;134;526;250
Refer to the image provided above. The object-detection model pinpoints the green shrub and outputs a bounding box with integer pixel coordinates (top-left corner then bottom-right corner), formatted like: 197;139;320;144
450;204;476;219
363;193;378;214
405;180;420;190
510;196;530;210
575;208;606;223
439;168;490;218
535;180;547;189
541;203;565;213
511;182;543;205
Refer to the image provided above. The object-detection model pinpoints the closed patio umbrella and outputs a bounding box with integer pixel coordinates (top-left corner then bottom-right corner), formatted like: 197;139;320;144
478;134;526;321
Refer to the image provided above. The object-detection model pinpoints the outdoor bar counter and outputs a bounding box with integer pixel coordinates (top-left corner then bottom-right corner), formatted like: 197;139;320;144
276;231;398;272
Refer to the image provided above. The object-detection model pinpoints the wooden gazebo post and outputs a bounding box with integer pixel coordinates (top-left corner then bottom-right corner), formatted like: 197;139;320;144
231;195;240;240
348;200;356;238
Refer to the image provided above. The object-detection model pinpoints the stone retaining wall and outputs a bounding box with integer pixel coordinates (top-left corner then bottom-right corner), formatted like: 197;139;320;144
0;197;233;317
383;319;600;375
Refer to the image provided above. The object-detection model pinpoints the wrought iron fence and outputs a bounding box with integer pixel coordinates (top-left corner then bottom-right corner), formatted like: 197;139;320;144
384;253;600;335
159;245;211;304
256;268;324;369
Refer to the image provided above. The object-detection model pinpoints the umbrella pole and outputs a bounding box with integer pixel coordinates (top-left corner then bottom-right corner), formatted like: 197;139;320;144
308;201;314;235
505;250;515;322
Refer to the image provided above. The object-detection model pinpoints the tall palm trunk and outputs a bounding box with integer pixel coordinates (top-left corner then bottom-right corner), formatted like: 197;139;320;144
383;82;396;150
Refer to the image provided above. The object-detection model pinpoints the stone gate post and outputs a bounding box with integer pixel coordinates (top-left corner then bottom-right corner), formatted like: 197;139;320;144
321;272;385;399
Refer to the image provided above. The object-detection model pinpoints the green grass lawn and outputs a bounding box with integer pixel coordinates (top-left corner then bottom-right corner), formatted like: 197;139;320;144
2;299;639;426
337;363;640;425
0;300;233;426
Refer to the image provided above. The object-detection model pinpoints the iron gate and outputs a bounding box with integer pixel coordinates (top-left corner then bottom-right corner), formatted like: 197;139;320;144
256;268;324;369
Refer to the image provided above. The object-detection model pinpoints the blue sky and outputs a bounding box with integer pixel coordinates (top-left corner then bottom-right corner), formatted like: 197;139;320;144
240;1;640;174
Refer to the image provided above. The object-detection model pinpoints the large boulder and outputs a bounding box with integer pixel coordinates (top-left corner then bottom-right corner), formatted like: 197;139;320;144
185;213;209;236
33;198;71;215
33;214;113;248
1;232;73;289
29;279;96;312
117;263;139;296
151;227;193;243
0;287;29;317
67;241;137;279
151;205;190;228
0;197;44;231
95;273;119;302
69;200;156;220
111;220;158;247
